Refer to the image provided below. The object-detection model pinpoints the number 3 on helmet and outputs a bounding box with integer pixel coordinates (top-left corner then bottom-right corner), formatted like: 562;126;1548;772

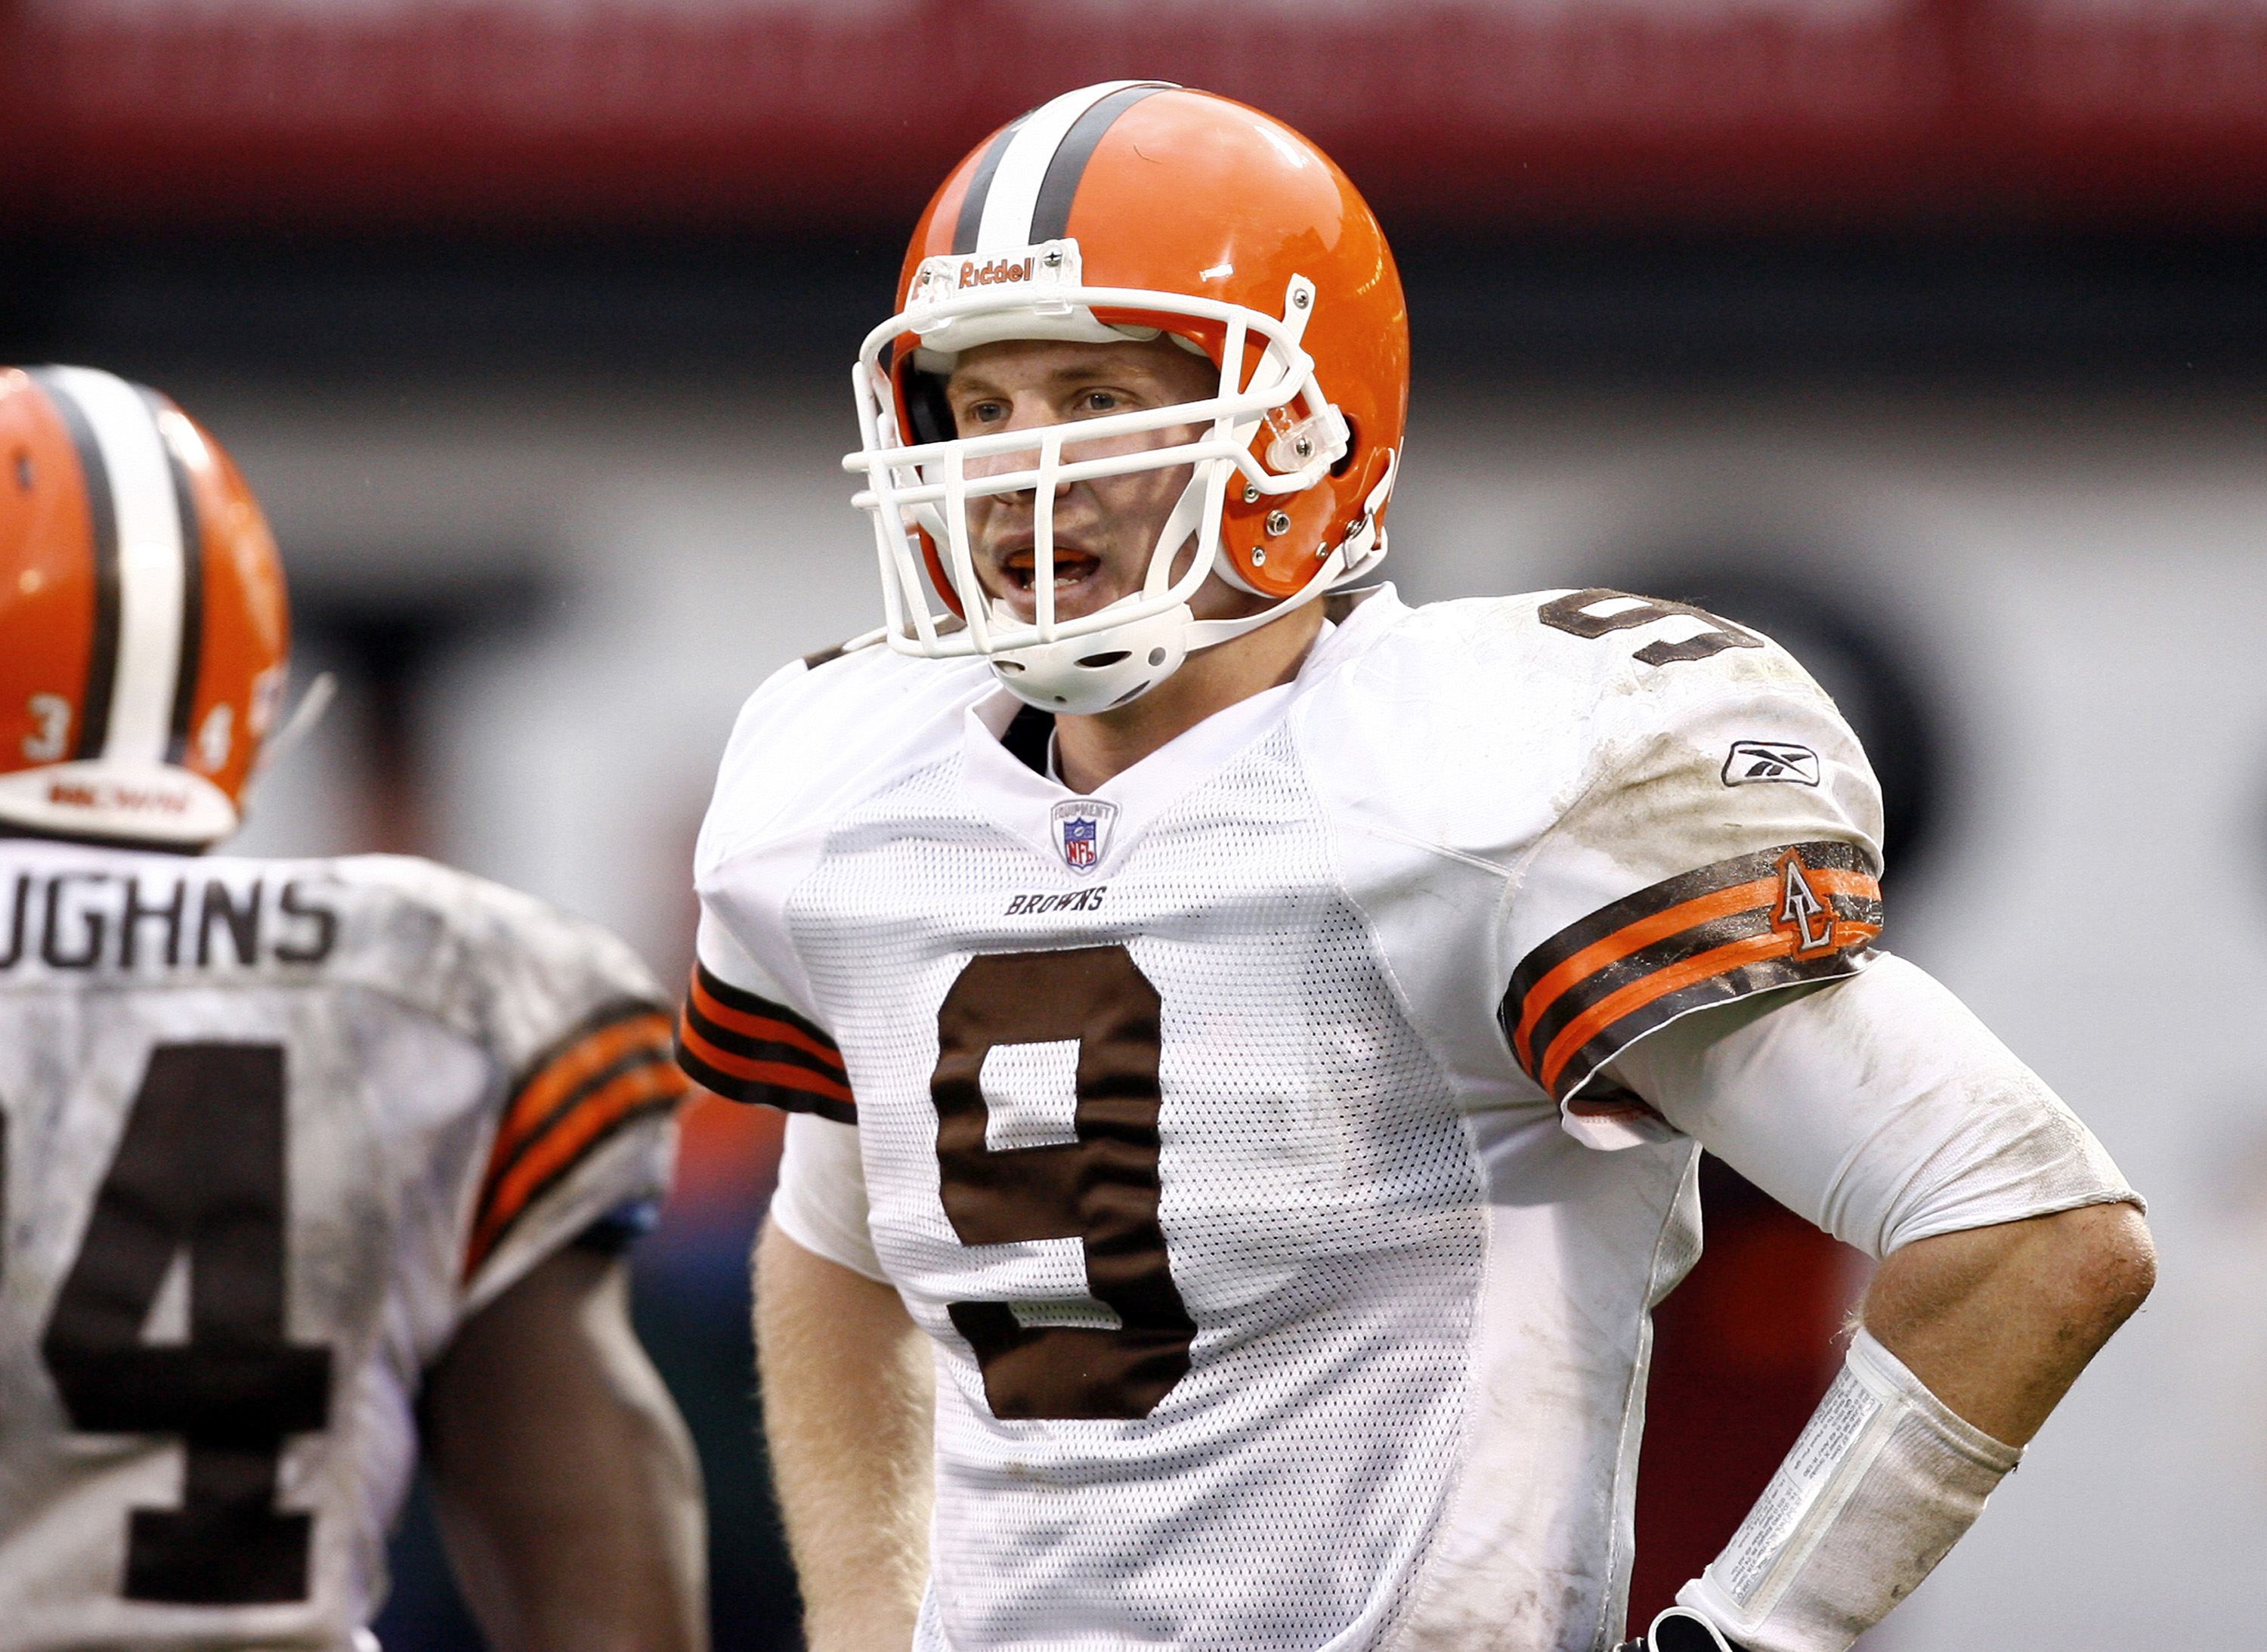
844;82;1410;713
0;366;295;849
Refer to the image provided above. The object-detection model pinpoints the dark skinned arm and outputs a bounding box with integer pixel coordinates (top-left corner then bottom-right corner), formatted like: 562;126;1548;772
419;1242;709;1652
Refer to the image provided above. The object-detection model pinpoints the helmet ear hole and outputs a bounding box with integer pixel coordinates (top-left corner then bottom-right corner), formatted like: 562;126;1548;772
902;366;957;447
1331;415;1359;479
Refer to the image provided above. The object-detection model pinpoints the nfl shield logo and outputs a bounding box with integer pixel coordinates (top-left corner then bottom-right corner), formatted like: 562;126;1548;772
1050;798;1117;874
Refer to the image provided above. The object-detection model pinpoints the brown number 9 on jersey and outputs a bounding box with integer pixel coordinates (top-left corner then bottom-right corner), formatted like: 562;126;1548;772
929;945;1196;1422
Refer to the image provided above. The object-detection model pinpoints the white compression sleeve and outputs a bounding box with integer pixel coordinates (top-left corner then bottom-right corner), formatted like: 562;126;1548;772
1676;1329;2021;1652
769;1112;887;1282
1603;954;2138;1260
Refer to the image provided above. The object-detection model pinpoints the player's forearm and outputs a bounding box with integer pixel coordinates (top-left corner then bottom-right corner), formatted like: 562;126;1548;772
424;1248;709;1652
755;1218;934;1652
1656;1204;2153;1652
1860;1199;2154;1445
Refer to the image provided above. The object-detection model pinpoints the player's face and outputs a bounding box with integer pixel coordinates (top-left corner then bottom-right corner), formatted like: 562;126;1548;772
945;336;1222;626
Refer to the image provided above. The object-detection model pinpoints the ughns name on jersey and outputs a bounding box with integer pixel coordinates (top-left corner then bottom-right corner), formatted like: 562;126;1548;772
0;865;339;973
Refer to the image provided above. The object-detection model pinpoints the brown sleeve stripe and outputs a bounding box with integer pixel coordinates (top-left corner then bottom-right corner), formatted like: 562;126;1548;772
1508;862;1880;1074
463;1063;683;1280
487;1001;673;1164
673;962;855;1123
686;965;846;1071
1500;840;1882;1103
463;1002;688;1280
675;1023;856;1117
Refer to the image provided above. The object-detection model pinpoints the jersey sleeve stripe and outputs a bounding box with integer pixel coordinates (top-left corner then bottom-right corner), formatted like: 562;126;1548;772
674;1022;858;1122
1507;876;1777;1069
1514;877;1882;1078
491;1003;675;1168
463;1060;685;1280
674;1019;852;1097
1505;840;1876;1013
673;964;857;1121
685;970;846;1074
485;1043;676;1198
1500;840;1882;1103
689;961;840;1053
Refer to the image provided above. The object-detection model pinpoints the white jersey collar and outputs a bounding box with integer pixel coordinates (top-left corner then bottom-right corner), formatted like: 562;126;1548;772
956;585;1405;876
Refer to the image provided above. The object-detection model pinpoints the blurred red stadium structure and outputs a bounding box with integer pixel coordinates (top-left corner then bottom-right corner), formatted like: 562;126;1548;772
5;0;2267;235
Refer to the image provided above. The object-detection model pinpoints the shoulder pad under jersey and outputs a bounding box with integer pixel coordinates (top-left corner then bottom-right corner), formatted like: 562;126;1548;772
1312;590;1886;1143
695;642;993;881
207;852;674;1075
271;854;685;1293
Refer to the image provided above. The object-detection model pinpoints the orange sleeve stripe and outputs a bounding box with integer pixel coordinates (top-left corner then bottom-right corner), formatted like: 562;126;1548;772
1510;876;1776;1066
688;973;845;1069
1511;865;1882;1067
1536;919;1883;1094
676;1019;855;1103
494;1011;673;1165
465;1061;685;1275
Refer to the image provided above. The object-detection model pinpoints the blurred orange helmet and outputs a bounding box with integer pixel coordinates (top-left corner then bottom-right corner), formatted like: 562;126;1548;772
0;366;290;849
844;82;1409;713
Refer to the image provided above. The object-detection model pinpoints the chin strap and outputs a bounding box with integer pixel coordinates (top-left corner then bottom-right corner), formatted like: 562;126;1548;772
971;436;1397;713
1181;558;1344;651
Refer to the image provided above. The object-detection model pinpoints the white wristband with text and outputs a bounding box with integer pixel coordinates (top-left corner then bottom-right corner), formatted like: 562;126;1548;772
1675;1329;2021;1652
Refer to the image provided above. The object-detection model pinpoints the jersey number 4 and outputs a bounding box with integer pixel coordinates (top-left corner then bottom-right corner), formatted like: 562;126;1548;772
931;945;1195;1422
40;1043;332;1604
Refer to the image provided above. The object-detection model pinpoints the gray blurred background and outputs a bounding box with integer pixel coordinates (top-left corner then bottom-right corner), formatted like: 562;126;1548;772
6;0;2265;1643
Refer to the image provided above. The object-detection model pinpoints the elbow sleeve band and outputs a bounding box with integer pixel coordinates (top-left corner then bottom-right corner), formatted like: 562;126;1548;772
1608;955;2138;1260
1677;1329;2020;1652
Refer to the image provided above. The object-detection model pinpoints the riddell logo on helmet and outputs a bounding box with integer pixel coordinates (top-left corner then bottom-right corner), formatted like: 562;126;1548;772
959;257;1035;289
48;781;190;816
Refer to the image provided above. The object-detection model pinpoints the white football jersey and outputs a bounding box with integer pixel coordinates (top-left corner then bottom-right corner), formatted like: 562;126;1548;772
0;842;685;1652
684;586;1887;1652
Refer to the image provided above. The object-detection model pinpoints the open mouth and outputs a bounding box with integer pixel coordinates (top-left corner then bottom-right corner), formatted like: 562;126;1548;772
1001;546;1103;593
991;542;1121;623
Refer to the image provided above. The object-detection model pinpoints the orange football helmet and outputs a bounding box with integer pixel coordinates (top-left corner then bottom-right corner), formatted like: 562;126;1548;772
844;82;1409;713
0;366;291;848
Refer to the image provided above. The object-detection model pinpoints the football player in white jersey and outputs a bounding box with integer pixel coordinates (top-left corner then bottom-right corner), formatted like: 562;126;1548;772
680;85;2155;1652
0;367;707;1650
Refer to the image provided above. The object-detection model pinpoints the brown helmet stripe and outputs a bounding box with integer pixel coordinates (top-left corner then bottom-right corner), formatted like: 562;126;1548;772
966;82;1178;258
1027;82;1169;246
26;367;121;760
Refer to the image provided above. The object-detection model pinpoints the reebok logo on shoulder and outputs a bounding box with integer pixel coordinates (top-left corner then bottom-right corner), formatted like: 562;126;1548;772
1722;741;1820;786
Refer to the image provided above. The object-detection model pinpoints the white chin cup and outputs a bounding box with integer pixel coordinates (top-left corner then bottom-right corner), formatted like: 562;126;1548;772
986;601;1191;714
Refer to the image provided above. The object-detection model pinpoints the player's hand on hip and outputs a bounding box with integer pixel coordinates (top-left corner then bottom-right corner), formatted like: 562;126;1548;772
1616;1606;1746;1652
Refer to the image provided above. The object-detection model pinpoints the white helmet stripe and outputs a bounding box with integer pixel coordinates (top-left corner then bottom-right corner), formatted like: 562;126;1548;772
141;388;207;766
974;81;1168;256
951;116;1027;255
39;367;189;768
26;367;121;758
